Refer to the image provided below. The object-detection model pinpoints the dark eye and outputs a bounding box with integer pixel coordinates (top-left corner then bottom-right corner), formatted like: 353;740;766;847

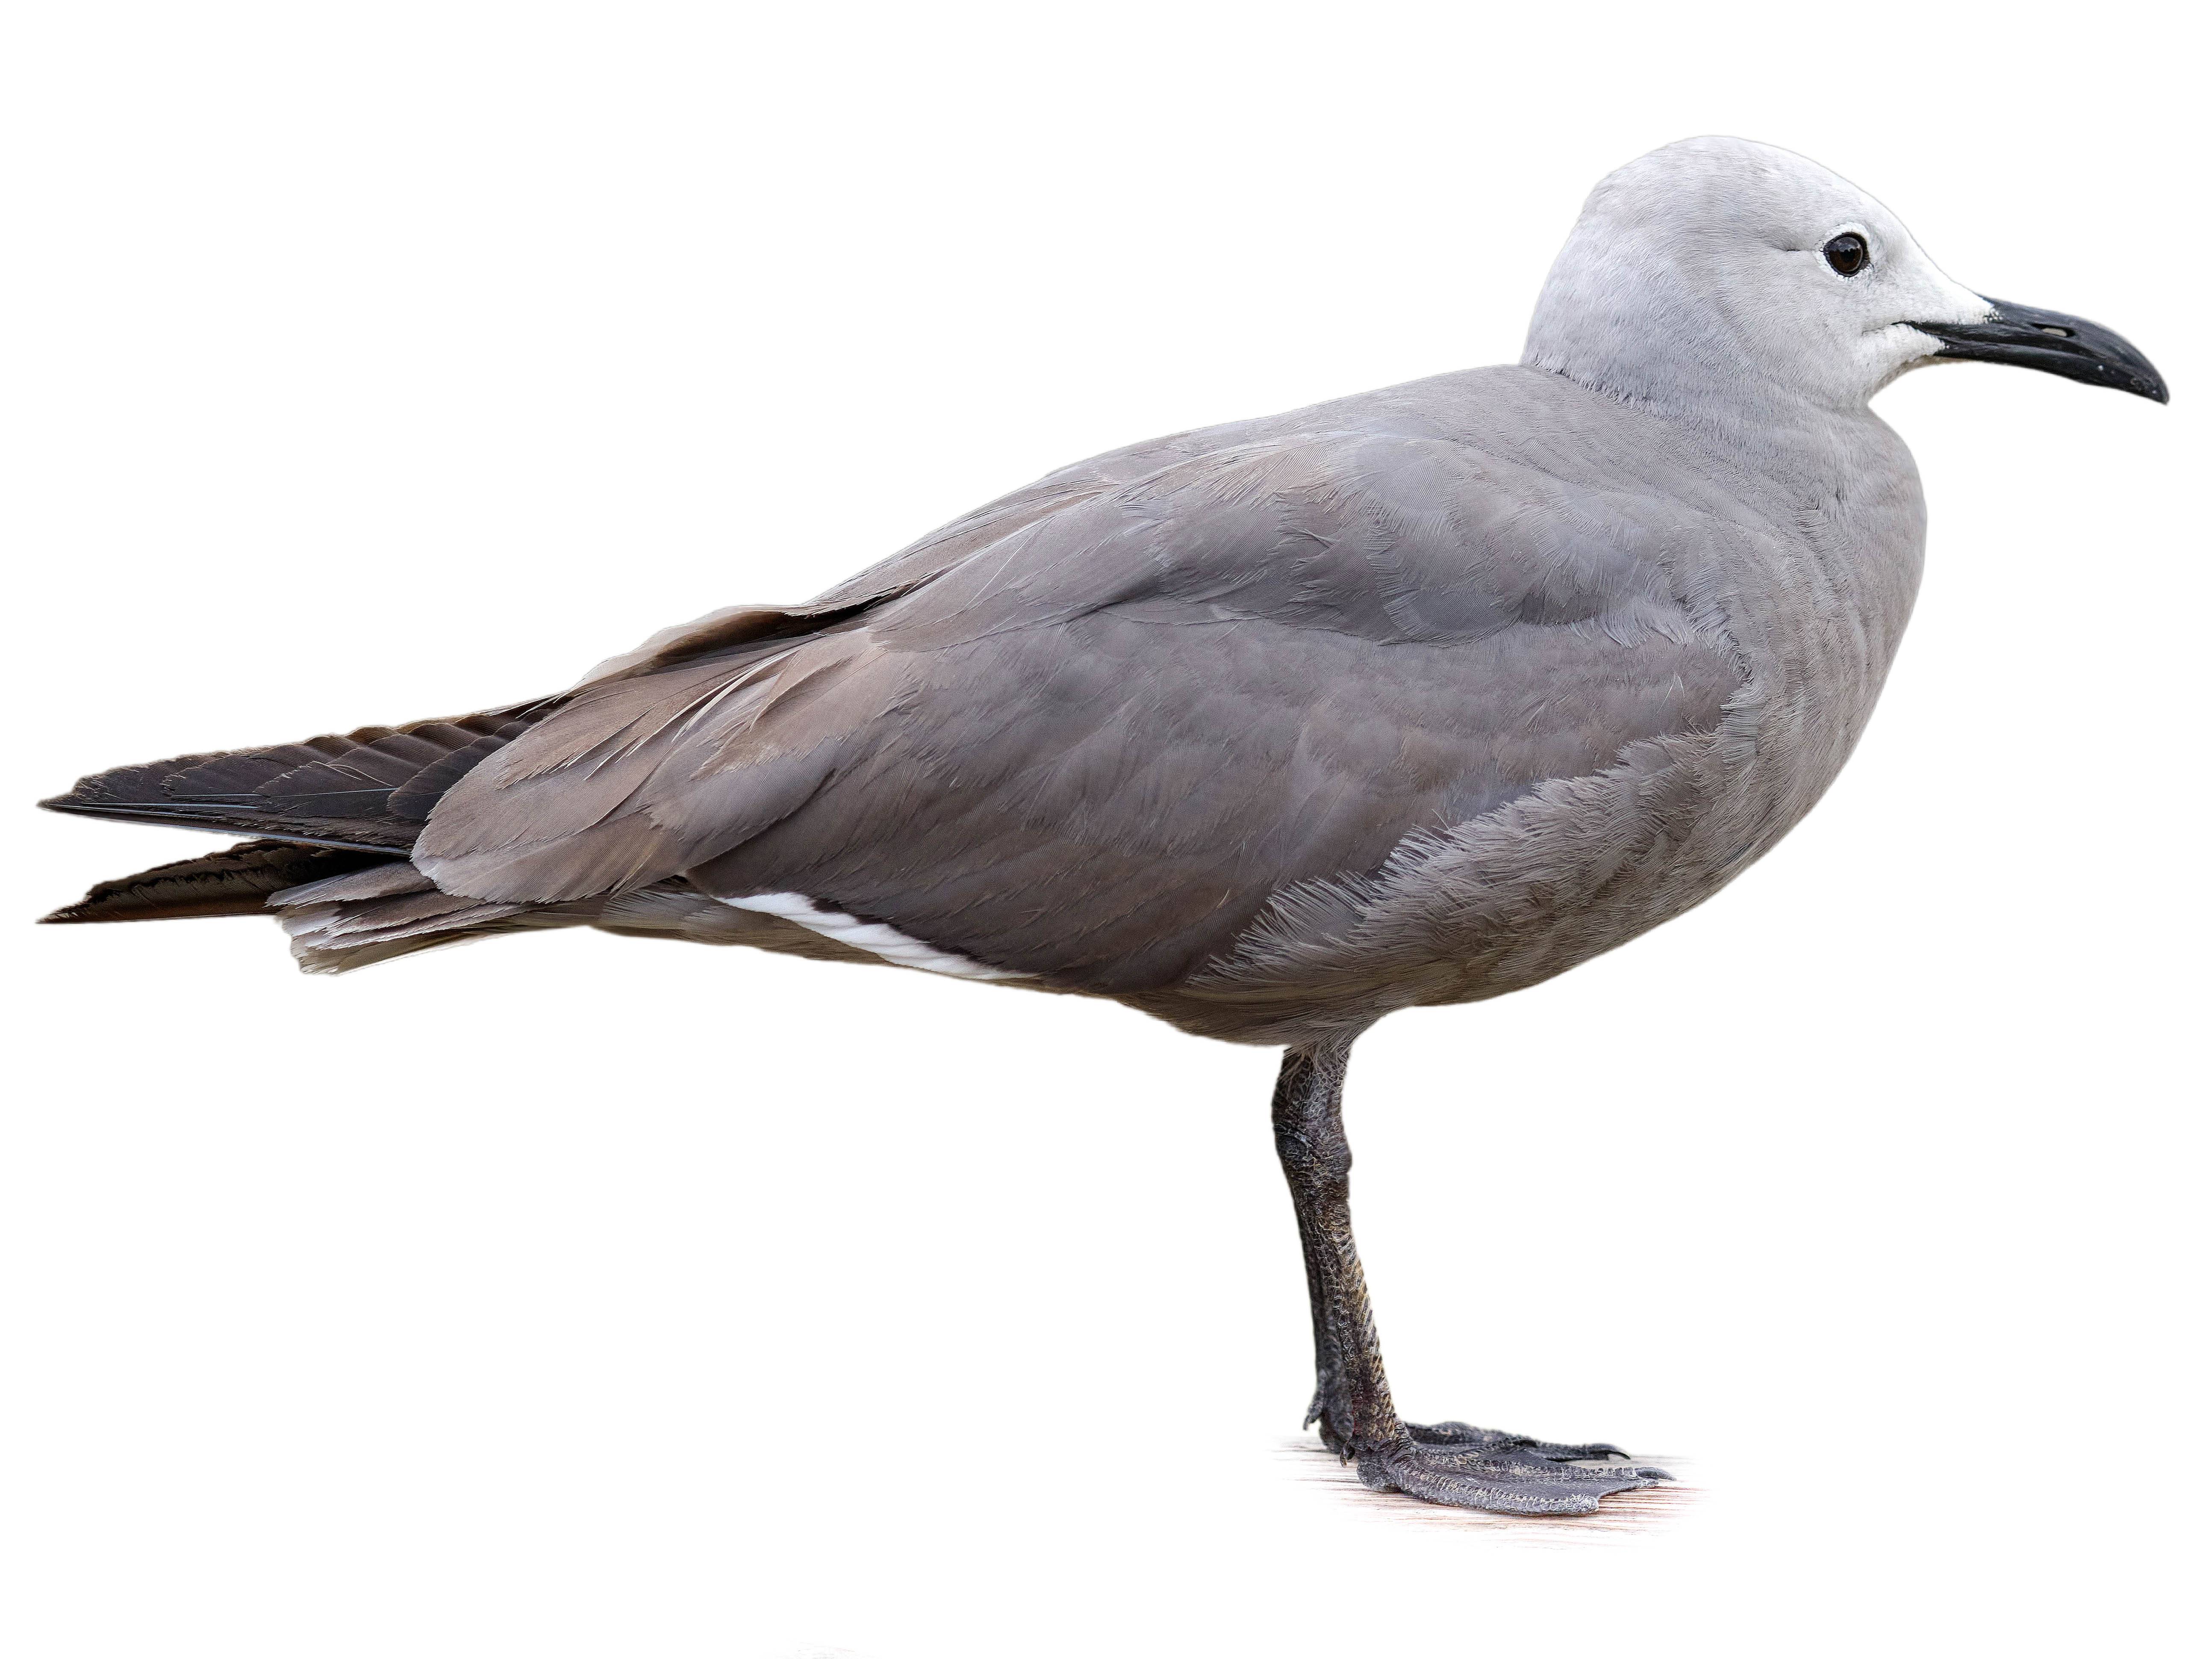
1823;233;1869;276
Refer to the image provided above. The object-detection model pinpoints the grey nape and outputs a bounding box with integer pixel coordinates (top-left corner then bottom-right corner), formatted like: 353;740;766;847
37;137;2167;1515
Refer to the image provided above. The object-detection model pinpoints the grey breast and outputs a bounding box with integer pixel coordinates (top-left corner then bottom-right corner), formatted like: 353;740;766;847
412;362;1917;1043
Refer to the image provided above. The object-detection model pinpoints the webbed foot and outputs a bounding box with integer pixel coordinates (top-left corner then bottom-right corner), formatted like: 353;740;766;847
1359;1420;1670;1514
1311;1400;1670;1515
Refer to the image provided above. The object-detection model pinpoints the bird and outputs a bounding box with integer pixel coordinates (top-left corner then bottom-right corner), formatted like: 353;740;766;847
38;136;2168;1515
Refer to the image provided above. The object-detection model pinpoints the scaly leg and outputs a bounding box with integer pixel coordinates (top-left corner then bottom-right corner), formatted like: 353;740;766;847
1271;1038;1669;1515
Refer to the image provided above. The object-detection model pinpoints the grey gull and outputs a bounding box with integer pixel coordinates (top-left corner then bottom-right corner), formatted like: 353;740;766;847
41;137;2169;1514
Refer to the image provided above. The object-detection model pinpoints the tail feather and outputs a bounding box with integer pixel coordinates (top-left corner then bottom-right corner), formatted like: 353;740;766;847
268;861;580;973
39;697;571;956
40;840;402;925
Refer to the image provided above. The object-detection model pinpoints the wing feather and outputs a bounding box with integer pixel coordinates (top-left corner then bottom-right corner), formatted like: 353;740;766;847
415;418;1743;992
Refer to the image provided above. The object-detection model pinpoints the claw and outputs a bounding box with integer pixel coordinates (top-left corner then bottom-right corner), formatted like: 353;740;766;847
1527;1440;1629;1462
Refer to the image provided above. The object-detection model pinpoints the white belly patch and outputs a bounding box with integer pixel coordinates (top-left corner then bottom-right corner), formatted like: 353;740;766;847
716;892;1033;982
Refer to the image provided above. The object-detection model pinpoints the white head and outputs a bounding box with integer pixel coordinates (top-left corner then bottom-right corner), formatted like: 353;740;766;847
1522;137;2164;420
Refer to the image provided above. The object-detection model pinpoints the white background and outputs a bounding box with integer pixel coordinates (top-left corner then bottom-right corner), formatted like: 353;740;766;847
3;4;2203;1656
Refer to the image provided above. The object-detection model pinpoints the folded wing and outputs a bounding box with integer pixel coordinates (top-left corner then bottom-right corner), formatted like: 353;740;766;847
419;428;1743;992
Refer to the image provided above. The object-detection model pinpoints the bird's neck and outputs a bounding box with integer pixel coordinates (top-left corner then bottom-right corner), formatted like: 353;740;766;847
1519;228;1872;460
1520;333;1864;474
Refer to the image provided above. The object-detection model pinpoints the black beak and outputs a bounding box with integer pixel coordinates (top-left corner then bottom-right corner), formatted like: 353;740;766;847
1913;297;2168;403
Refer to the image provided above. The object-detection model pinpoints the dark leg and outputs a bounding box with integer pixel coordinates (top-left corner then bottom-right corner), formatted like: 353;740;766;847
1272;1037;1670;1515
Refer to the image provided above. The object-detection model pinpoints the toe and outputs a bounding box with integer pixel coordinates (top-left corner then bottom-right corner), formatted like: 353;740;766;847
1361;1435;1671;1515
1522;1439;1631;1461
1403;1420;1635;1462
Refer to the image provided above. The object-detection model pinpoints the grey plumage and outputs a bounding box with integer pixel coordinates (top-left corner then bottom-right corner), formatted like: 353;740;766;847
38;137;2168;1513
